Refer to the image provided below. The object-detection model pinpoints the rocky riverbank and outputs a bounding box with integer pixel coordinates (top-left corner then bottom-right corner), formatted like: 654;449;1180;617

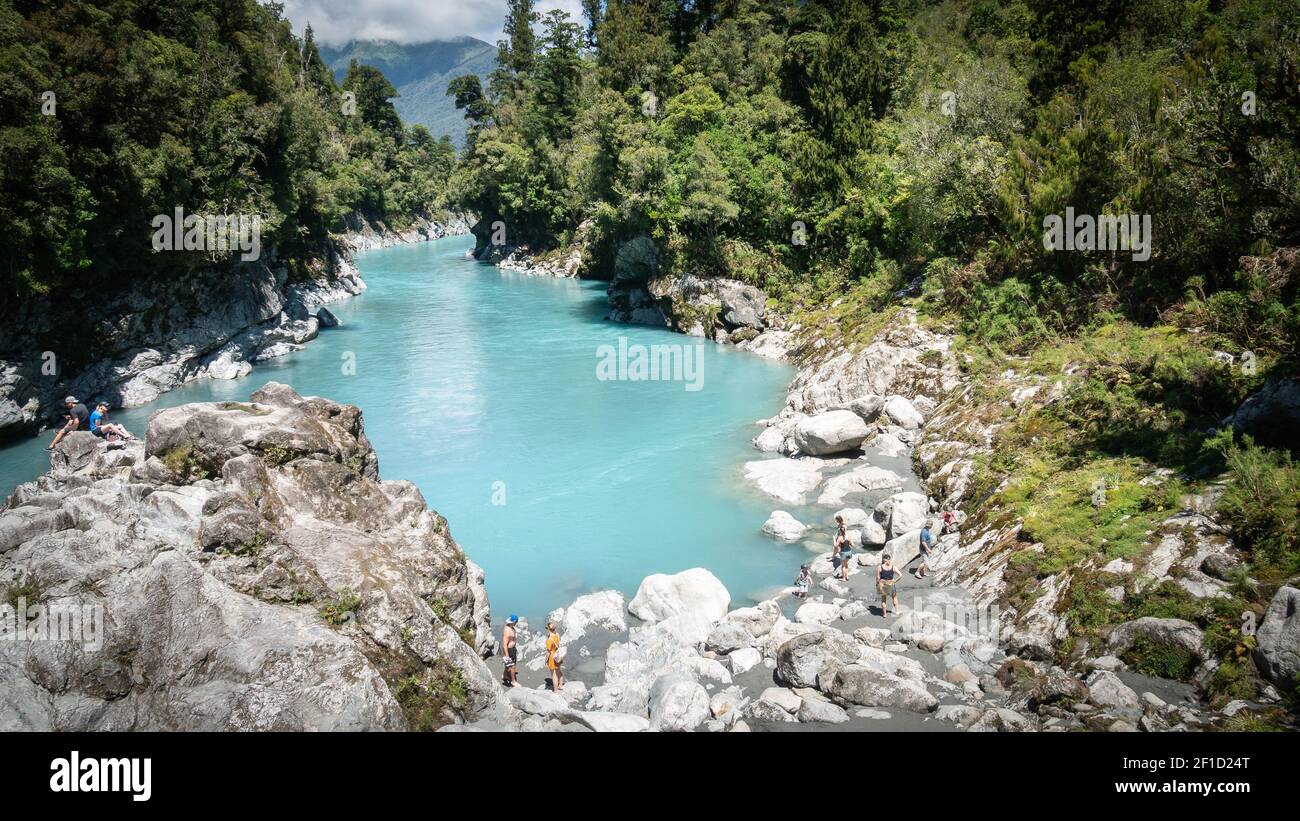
612;276;1296;730
0;213;472;443
0;384;495;730
465;222;1298;729
2;379;1293;732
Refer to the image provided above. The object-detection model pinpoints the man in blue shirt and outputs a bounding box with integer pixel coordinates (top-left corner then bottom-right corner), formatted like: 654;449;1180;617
915;521;936;579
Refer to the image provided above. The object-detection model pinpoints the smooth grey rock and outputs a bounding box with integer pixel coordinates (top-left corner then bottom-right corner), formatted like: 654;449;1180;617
629;568;730;625
775;629;861;689
792;410;870;456
0;384;497;731
1085;671;1142;712
1255;586;1300;689
823;664;938;713
761;510;810;542
647;672;711;732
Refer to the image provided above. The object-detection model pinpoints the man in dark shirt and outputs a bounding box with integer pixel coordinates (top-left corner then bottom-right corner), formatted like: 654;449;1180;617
48;396;89;450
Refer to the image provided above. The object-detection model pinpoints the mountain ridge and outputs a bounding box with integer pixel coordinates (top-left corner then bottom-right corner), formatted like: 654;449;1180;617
320;37;497;149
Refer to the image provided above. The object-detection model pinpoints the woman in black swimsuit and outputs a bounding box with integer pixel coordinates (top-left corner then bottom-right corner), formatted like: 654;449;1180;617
876;554;899;616
833;515;851;580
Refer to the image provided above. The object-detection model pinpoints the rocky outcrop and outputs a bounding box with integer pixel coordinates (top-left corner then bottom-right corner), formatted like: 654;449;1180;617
792;410;871;456
472;218;593;279
1223;377;1300;448
761;511;810;542
338;211;474;253
782;311;961;413
0;214;472;443
1255;587;1300;690
0;383;496;730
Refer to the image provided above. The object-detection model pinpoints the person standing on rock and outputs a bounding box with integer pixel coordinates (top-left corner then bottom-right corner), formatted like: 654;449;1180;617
502;614;521;687
876;554;900;617
833;515;851;581
915;522;936;580
545;621;565;692
48;396;89;450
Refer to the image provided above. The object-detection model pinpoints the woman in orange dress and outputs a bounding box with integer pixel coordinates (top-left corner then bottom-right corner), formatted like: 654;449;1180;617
545;621;565;692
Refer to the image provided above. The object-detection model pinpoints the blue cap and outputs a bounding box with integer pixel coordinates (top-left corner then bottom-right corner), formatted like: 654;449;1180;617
507;614;518;624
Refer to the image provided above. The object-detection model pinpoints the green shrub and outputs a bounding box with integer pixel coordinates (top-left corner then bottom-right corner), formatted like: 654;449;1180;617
1212;434;1300;573
318;589;362;628
1121;635;1199;682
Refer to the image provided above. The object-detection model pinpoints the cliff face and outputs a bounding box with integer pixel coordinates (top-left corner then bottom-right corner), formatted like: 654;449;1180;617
0;383;495;731
0;215;472;444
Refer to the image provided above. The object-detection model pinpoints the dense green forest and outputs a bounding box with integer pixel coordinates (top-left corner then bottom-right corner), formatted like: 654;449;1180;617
452;0;1298;358
1;0;1298;705
0;0;456;299
452;0;1300;702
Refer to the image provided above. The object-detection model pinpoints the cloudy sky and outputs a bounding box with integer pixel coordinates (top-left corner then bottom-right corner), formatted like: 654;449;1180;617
281;0;585;46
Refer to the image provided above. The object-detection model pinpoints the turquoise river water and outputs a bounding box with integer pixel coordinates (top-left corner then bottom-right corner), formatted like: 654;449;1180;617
0;235;817;619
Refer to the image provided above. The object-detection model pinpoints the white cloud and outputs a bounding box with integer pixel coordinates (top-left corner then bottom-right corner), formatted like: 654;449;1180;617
282;0;585;47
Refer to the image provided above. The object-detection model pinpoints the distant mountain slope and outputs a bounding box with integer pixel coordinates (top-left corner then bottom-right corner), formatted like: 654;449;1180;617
320;37;496;149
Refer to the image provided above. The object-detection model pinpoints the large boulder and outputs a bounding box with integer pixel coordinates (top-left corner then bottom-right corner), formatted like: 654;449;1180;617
506;687;572;718
571;712;650;732
728;647;762;675
743;458;824;505
846;395;886;423
629;568;731;625
648;672;711;732
823;664;938;712
882;395;925;430
1107;617;1208;677
717;280;767;330
1085;671;1141;712
797;692;850;724
0;385;497;731
792;410;871;456
816;465;905;507
724;600;782;638
1223;378;1300;445
877;491;929;539
775;629;862;688
794;602;841;626
882;529;924;569
550;590;628;642
761;510;810;542
706;621;754;654
1254;586;1300;689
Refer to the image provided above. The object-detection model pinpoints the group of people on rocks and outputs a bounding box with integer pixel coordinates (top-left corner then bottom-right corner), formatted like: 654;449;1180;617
48;395;135;450
794;509;957;619
491;493;961;689
500;614;566;693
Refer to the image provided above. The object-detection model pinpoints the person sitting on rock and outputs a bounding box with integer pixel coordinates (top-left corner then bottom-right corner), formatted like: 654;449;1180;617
545;621;565;693
48;396;89;450
940;510;957;535
794;564;812;598
915;522;936;580
877;553;900;617
502;614;520;687
89;402;134;442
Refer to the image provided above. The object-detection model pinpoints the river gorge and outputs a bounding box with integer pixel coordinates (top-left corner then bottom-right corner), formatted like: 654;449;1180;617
1;234;826;621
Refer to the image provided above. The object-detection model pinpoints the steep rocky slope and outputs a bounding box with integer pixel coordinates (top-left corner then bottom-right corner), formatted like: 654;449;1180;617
0;216;472;443
0;383;495;730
